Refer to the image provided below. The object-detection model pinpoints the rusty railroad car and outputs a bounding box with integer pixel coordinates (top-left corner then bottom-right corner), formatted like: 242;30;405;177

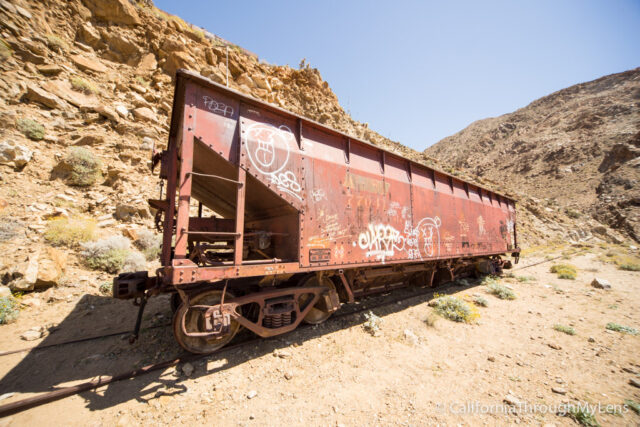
114;70;520;354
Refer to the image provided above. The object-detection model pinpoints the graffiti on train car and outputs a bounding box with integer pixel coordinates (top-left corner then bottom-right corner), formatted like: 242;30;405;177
203;95;234;118
354;216;441;262
244;123;303;201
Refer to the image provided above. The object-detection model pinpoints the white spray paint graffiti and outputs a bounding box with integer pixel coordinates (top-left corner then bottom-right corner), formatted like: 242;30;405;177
243;123;303;201
355;216;441;263
203;96;234;118
477;215;486;236
311;188;327;202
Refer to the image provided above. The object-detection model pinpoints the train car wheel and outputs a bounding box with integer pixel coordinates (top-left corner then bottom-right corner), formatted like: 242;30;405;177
298;275;338;325
172;290;241;354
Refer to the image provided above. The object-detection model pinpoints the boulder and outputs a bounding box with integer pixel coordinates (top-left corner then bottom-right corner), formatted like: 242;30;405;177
94;105;119;123
0;286;11;298
115;203;150;221
81;0;141;25
37;64;64;76
136;53;157;73
73;134;105;146
115;104;129;118
0;141;33;168
42;79;99;110
77;22;101;48
162;51;195;77
71;54;108;74
253;74;272;92
35;247;67;289
25;84;66;109
132;107;157;123
591;277;611;290
236;73;255;88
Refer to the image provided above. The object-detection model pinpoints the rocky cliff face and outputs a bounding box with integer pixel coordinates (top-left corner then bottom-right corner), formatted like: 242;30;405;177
426;69;640;243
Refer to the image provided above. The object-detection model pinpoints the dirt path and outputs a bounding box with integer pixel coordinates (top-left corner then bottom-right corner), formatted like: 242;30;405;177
1;249;639;426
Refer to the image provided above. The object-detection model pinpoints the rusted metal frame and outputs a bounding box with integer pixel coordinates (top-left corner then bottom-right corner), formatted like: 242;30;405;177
448;176;454;193
380;150;386;175
235;115;247;266
463;182;469;198
167;247;514;285
186;171;244;186
337;269;354;303
183;231;241;236
180;286;326;338
430;168;436;189
173;85;197;260
161;140;178;266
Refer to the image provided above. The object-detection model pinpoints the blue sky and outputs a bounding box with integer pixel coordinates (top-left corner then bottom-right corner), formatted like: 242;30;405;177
154;0;640;151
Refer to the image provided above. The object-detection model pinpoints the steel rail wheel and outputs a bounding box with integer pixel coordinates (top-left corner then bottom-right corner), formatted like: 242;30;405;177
172;290;241;354
298;275;338;325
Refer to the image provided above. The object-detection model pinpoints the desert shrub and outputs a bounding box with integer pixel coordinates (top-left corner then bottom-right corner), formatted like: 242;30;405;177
0;217;22;241
45;216;96;247
550;263;577;280
17;118;45;140
0;296;19;324
625;399;640;415
605;322;638;335
98;282;112;295
0;38;11;59
516;275;536;283
363;311;382;336
45;34;68;51
553;324;576;335
567;406;600;427
473;296;489;307
61;147;102;186
480;275;499;286
619;263;640;271
135;76;149;86
123;251;147;272
81;236;131;273
431;295;479;323
70;77;98;95
134;229;162;260
486;282;516;300
565;209;581;219
424;310;439;327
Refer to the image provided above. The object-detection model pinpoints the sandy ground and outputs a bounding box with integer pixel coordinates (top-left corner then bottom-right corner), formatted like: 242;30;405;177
1;248;639;426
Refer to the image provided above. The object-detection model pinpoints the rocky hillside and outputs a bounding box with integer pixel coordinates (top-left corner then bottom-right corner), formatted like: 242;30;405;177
427;69;640;243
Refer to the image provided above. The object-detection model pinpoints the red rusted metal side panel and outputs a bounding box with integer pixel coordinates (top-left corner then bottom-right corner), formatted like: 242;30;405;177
163;71;518;284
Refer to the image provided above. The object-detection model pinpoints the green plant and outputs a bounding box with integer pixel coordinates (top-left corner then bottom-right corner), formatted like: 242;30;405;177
99;282;112;295
70;77;98;94
17;118;45;140
61;147;102;186
553;324;576;335
565;208;581;219
424;311;439;327
0;37;11;59
431;295;479;323
486;282;516;300
45;34;68;51
44;216;96;247
550;263;577;280
625;399;640;415
0;296;19;324
0;217;22;241
516;275;536;283
620;263;640;271
189;27;204;41
81;236;132;273
567;406;600;427
473;295;488;307
135;76;149;86
134;230;162;261
606;322;638;335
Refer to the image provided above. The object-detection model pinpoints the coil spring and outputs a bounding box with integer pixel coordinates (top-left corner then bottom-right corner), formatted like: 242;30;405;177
264;312;293;329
